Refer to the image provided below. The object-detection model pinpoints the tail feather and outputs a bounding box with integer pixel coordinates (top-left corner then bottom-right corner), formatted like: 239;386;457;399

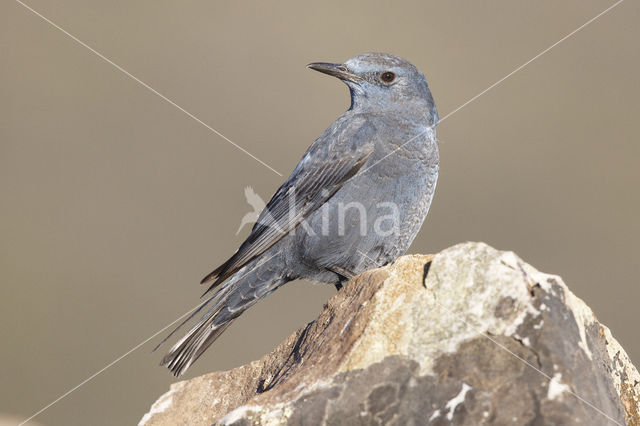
160;255;287;376
152;285;230;353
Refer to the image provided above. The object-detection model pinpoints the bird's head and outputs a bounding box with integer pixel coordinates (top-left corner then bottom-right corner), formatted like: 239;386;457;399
308;52;438;126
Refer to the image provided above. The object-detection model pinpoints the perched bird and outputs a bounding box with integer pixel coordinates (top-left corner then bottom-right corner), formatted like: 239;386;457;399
159;53;439;376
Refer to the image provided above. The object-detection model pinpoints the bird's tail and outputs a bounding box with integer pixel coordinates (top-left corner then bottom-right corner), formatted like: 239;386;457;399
159;254;288;376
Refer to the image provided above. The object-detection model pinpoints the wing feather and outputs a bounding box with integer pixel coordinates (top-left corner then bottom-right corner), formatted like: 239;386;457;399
200;150;372;295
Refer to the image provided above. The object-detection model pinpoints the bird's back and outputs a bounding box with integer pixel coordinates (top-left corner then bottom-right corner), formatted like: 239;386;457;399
290;111;439;282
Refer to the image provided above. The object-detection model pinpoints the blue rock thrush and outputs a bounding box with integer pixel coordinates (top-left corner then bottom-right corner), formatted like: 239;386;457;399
159;53;439;376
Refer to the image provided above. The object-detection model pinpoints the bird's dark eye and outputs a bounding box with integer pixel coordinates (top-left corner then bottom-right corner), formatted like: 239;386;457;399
380;71;396;83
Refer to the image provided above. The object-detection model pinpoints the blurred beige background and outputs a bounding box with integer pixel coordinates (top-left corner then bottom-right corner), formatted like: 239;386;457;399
1;1;638;425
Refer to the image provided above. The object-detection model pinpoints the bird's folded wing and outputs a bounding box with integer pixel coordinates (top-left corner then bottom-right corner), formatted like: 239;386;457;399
201;143;373;294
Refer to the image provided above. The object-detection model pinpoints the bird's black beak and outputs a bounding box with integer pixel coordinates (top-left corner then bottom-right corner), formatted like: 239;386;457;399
307;62;362;83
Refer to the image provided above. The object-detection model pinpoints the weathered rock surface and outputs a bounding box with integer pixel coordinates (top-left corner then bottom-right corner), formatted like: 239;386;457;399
140;242;639;425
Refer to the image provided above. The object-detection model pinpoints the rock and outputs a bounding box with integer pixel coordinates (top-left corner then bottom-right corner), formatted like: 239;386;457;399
140;242;640;426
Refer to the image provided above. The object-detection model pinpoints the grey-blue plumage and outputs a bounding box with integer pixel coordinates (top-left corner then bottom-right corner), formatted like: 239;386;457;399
159;53;439;376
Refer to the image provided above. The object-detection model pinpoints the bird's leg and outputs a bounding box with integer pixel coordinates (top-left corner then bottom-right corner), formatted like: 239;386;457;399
329;265;356;279
329;265;356;291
